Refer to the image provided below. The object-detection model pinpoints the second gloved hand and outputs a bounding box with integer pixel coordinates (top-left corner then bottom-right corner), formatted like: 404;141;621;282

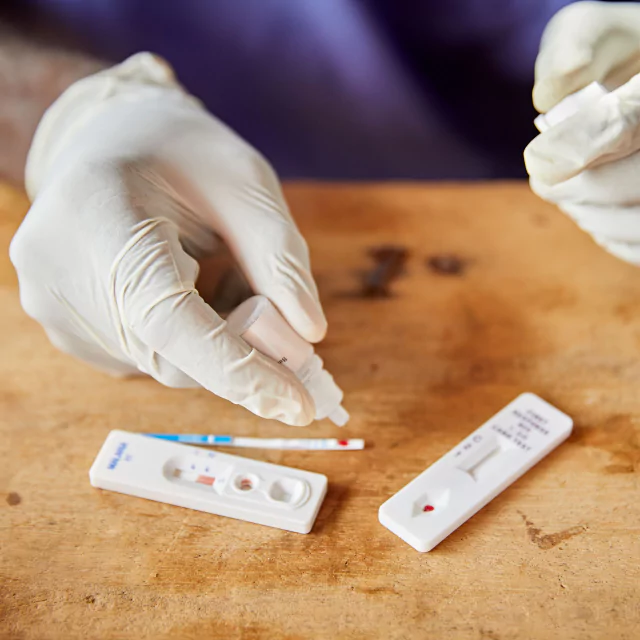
526;2;640;265
10;53;327;426
533;1;640;114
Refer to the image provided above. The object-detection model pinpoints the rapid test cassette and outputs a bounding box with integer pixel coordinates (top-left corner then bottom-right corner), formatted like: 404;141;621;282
379;393;573;552
90;430;328;534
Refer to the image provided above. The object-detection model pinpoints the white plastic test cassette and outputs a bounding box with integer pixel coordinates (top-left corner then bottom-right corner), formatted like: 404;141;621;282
379;393;573;552
90;430;328;534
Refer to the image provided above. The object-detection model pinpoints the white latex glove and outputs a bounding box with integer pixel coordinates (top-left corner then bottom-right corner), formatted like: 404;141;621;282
533;1;640;113
10;53;327;426
526;2;640;264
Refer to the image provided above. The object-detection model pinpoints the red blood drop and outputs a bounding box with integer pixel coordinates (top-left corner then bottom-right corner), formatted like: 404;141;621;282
423;505;435;512
338;440;349;446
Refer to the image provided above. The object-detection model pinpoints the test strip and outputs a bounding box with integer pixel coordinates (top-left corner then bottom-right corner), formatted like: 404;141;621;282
146;434;365;450
378;393;573;552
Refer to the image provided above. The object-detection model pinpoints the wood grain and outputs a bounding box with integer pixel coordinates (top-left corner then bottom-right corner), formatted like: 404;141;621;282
1;181;639;640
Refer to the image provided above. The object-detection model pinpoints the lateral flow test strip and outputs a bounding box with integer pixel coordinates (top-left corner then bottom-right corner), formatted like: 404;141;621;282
90;430;328;533
147;434;365;450
379;393;573;552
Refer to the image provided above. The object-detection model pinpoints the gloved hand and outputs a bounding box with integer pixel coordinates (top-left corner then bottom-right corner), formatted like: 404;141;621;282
10;53;327;426
526;1;640;264
533;1;640;113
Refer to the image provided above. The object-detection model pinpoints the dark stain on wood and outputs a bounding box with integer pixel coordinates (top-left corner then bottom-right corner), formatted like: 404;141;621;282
361;245;409;297
6;492;21;506
427;254;467;276
356;585;400;596
574;414;640;474
520;513;587;550
531;213;551;228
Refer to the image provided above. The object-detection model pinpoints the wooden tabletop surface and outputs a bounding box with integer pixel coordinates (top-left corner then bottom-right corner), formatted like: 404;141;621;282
1;181;639;640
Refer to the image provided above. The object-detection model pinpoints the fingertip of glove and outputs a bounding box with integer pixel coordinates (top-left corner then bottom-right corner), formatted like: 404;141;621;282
116;52;177;84
523;139;551;184
533;82;559;115
278;390;316;427
282;411;315;428
297;312;328;344
239;384;315;426
524;132;574;187
533;52;594;113
533;77;580;115
275;294;328;344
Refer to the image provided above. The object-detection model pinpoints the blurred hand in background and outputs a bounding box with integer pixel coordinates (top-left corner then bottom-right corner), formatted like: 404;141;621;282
527;1;640;265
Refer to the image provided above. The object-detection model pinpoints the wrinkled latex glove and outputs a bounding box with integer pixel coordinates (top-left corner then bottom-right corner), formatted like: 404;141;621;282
533;1;640;113
10;53;327;426
526;3;640;265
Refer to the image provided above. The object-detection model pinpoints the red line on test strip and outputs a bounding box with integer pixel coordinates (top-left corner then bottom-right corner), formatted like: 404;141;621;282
196;475;215;486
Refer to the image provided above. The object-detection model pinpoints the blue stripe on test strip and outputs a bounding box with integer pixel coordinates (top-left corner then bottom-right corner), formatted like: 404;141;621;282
144;434;365;450
146;434;212;444
146;434;181;441
147;434;235;445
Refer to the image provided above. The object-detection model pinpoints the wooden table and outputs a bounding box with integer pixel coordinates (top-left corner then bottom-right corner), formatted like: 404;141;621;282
1;181;639;640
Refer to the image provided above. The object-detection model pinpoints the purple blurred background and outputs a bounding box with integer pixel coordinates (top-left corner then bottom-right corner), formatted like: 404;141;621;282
3;0;590;180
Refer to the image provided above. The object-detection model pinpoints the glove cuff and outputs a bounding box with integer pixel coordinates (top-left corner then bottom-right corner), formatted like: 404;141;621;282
25;52;190;199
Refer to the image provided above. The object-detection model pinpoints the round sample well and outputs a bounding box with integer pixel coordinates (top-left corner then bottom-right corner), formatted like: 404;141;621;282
234;473;259;492
268;478;308;505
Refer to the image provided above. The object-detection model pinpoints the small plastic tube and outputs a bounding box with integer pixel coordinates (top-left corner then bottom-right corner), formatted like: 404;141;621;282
227;296;349;426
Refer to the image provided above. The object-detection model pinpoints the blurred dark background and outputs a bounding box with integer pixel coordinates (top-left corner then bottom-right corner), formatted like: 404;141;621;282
1;0;588;183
